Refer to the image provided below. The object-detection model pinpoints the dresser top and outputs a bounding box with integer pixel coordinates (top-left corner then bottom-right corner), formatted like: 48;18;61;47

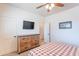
14;34;40;37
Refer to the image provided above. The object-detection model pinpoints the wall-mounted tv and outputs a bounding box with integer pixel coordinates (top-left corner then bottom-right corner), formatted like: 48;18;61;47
23;21;34;29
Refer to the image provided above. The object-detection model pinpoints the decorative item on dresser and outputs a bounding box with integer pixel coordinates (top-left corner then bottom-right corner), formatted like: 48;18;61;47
15;34;40;54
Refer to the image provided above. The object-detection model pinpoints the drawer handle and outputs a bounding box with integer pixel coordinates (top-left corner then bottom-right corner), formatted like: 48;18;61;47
25;47;28;49
23;38;28;40
24;42;28;44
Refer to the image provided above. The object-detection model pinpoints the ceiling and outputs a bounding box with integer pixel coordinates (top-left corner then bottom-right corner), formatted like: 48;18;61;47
9;3;79;17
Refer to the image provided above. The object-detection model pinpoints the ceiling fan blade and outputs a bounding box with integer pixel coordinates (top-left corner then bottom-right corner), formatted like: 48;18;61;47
36;3;48;9
54;3;64;7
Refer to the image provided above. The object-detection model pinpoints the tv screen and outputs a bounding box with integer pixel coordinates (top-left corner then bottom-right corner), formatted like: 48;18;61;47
23;21;34;29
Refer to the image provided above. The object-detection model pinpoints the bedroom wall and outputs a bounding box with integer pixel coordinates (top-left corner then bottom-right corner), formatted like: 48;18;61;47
45;5;79;47
39;17;45;44
0;4;43;55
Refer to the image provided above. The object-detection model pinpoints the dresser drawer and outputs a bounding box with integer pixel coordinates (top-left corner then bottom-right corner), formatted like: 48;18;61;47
20;41;28;47
20;37;29;41
20;46;29;52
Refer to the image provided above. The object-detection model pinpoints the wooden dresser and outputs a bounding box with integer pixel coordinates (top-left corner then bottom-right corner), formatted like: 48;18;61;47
17;34;40;53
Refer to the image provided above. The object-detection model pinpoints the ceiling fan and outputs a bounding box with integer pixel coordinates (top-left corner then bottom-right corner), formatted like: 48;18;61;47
36;3;64;12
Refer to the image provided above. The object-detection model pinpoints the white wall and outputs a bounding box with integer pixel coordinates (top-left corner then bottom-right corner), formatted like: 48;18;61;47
0;4;42;55
45;5;79;47
44;20;50;43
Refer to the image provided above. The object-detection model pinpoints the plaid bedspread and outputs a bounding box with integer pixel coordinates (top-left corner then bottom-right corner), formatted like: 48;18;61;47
28;42;79;56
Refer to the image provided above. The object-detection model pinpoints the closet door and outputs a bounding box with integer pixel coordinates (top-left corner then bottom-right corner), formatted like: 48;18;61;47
44;21;51;43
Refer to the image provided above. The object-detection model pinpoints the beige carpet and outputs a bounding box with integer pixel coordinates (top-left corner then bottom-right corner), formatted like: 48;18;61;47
3;51;30;56
3;42;45;56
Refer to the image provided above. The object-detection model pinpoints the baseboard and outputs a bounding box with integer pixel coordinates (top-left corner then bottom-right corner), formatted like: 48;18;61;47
1;50;17;56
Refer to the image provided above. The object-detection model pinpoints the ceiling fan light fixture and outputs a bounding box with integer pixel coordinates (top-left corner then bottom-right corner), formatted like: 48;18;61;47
48;6;52;10
45;3;55;11
45;4;49;9
50;4;55;8
36;3;64;12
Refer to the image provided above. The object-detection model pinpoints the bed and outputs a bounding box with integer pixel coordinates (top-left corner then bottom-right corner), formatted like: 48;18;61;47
28;42;79;56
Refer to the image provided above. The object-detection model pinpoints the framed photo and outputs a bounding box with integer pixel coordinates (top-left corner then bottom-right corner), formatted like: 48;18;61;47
59;21;72;29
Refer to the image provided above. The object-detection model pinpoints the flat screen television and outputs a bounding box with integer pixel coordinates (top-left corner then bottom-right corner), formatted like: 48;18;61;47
23;21;34;29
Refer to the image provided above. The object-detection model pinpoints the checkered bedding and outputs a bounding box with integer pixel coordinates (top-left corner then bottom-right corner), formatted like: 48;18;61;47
28;42;79;56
